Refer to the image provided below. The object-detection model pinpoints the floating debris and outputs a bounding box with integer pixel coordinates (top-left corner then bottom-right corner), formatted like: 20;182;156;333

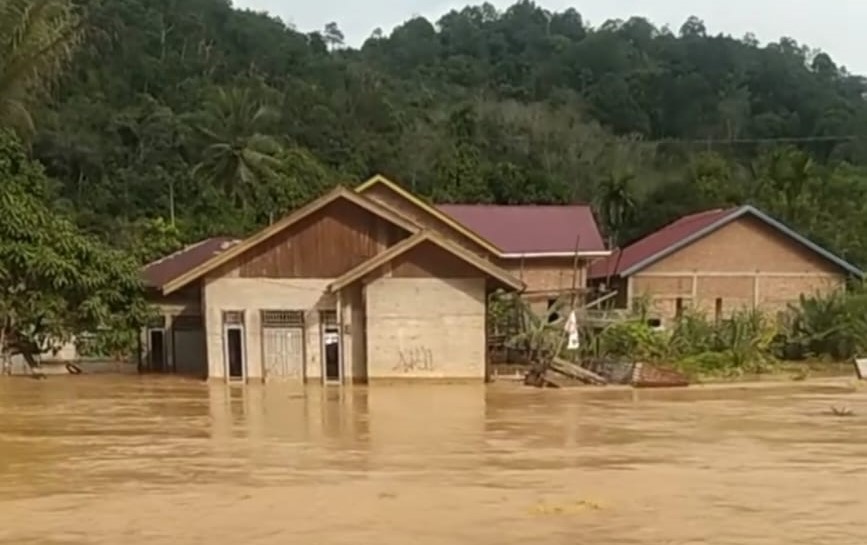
830;406;855;417
529;499;604;516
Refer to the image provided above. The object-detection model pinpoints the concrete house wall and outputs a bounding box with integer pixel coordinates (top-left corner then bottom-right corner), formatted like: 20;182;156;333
366;277;487;380
202;276;335;381
629;216;846;323
357;241;494;380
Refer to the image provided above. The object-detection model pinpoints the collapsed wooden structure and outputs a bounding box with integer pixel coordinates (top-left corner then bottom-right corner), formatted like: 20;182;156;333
525;357;689;389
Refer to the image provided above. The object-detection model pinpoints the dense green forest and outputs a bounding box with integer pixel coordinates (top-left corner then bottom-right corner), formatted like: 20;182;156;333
4;0;867;364
11;0;867;262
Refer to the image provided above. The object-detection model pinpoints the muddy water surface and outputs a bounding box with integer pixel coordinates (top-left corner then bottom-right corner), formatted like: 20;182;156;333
1;377;866;545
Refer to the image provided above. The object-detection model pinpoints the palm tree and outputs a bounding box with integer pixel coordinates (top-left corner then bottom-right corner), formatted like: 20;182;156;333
596;170;636;247
0;0;81;137
191;87;283;208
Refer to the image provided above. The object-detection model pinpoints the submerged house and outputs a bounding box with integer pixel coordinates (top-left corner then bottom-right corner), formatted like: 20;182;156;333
587;205;864;326
141;175;609;383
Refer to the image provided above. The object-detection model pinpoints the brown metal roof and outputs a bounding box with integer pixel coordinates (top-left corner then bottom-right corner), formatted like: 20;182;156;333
436;204;607;255
142;237;241;289
588;205;864;280
588;208;733;279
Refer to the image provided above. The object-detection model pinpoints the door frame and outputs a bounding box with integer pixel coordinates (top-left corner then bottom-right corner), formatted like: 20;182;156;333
172;314;206;378
146;327;167;372
320;310;342;385
222;310;247;383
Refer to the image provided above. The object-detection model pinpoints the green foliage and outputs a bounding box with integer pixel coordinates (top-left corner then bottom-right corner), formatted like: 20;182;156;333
781;285;867;360
598;319;670;363
2;0;863;265
0;130;150;363
189;87;283;209
592;306;779;378
124;217;183;265
1;0;867;384
0;0;81;138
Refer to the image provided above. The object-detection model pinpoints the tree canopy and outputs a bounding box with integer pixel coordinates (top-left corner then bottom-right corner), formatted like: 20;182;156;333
5;0;867;268
0;130;150;364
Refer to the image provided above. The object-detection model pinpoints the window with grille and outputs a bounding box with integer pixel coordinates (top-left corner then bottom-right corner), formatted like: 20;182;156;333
320;310;338;327
222;311;245;325
261;310;304;328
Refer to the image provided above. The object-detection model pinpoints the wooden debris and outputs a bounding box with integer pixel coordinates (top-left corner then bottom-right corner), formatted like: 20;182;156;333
631;362;689;388
550;358;608;385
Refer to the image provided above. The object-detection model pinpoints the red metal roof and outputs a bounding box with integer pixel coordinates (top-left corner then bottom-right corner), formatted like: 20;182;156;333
436;204;607;255
588;208;736;279
142;237;241;289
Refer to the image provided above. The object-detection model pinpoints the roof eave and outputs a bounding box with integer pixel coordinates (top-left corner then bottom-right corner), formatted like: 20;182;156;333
618;205;865;278
161;187;420;295
355;175;504;255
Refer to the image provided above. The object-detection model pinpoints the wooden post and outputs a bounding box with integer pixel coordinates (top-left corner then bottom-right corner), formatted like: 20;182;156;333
569;234;582;363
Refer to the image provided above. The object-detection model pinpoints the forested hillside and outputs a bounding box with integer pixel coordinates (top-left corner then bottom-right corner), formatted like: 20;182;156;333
13;0;867;265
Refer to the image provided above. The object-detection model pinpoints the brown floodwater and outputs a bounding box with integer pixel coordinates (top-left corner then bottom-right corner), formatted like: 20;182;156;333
1;377;866;545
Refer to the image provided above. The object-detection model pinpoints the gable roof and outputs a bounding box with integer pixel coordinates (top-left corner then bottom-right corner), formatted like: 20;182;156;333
355;175;503;255
328;230;525;293
143;237;241;290
437;204;609;257
160;186;419;295
588;205;864;279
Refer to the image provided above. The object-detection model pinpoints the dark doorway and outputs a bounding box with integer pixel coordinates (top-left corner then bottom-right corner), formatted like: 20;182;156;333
324;327;340;382
226;328;245;380
149;329;166;372
547;298;561;323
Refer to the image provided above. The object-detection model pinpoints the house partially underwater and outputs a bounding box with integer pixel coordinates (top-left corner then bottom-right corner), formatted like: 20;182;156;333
141;175;609;383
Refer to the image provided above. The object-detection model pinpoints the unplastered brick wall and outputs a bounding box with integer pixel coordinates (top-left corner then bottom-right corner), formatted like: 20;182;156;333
499;257;586;293
364;277;486;380
627;215;847;324
631;273;844;324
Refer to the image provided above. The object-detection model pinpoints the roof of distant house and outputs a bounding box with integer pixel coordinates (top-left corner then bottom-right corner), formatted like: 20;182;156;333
142;237;241;289
437;204;608;256
587;205;864;279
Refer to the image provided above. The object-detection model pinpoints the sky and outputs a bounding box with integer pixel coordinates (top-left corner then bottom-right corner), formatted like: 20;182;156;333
234;0;867;75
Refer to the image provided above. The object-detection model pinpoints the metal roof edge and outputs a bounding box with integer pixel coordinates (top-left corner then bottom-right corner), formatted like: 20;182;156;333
739;205;865;279
620;205;864;278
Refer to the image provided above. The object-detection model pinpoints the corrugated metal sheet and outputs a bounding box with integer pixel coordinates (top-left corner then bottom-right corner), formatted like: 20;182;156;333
437;204;606;254
588;208;735;279
142;237;241;289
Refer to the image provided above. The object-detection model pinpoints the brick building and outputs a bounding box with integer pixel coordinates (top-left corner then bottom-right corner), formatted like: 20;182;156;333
587;205;863;326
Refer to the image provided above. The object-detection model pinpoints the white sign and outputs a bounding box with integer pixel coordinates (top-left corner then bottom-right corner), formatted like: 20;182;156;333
564;310;580;350
324;332;339;345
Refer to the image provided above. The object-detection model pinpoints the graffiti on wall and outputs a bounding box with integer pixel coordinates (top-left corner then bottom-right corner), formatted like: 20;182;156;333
394;346;435;373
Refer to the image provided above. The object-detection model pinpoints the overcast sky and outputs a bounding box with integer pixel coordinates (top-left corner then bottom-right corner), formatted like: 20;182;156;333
235;0;867;74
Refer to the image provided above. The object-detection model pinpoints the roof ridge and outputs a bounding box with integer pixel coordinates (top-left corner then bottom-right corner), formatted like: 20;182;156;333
439;203;592;208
